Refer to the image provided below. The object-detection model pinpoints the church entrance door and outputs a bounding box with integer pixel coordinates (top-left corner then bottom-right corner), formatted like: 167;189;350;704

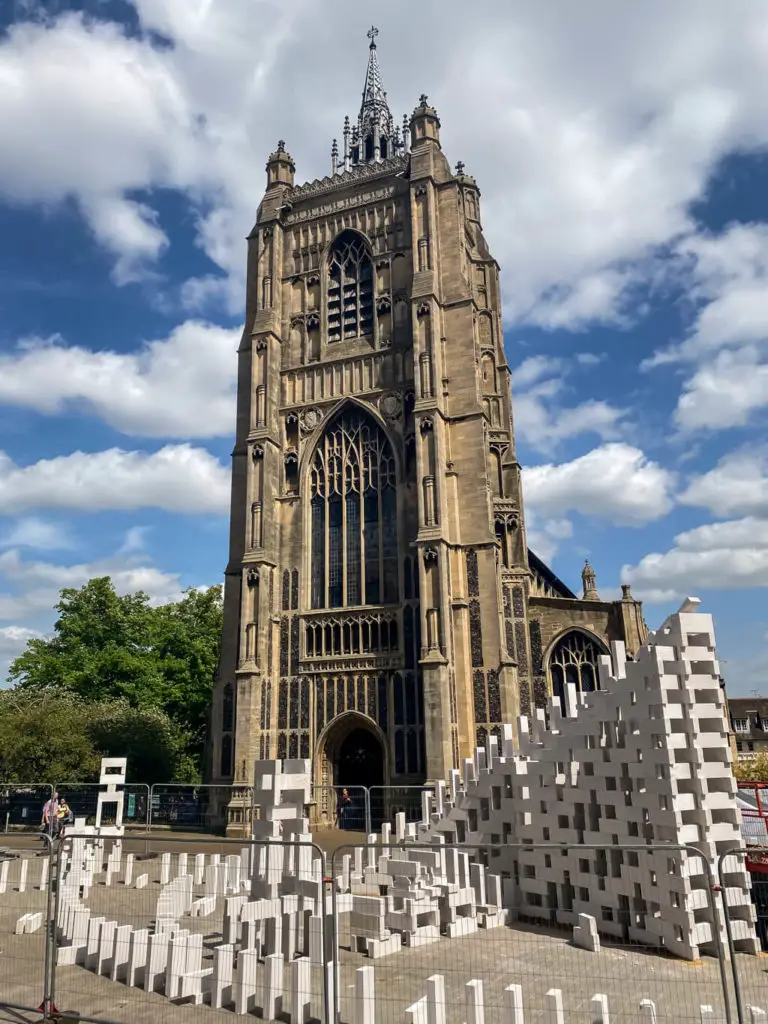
316;712;385;832
337;727;384;791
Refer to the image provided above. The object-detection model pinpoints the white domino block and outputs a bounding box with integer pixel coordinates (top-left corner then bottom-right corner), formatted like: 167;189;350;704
291;956;311;1024
466;980;485;1024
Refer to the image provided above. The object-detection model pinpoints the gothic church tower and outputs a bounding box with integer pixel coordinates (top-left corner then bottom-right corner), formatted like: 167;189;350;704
210;30;647;827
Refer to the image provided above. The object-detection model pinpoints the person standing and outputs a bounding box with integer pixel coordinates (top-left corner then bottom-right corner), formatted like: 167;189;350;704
41;791;59;839
56;796;72;840
337;788;353;829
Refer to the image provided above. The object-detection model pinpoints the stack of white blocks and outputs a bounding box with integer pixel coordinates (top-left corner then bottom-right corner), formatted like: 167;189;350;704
407;598;758;961
44;758;324;1018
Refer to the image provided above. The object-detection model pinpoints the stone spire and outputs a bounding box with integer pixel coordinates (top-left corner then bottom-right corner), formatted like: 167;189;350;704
581;560;600;601
336;28;409;172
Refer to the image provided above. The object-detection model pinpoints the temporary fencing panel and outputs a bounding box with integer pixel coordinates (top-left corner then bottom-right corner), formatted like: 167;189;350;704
149;784;253;836
311;785;370;834
55;781;150;830
48;832;331;1024
331;841;741;1024
718;845;768;1019
368;785;435;830
0;834;54;1016
0;783;53;832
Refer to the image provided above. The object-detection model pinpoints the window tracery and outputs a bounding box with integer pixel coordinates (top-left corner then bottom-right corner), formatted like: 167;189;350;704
548;631;606;711
327;231;374;343
310;407;398;609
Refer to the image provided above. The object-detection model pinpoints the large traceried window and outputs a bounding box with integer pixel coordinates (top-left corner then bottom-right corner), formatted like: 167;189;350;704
327;231;374;343
310;408;398;609
549;630;606;712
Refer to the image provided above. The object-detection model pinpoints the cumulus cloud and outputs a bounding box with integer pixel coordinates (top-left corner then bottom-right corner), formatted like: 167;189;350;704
512;356;627;453
2;2;768;324
644;224;768;432
0;445;230;515
622;517;768;601
0;517;72;551
674;348;768;432
0;321;238;438
0;624;42;654
523;443;676;525
680;447;768;518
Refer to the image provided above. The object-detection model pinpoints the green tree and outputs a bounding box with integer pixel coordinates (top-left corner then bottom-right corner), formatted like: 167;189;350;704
0;690;197;785
0;690;101;783
8;577;222;780
734;753;768;783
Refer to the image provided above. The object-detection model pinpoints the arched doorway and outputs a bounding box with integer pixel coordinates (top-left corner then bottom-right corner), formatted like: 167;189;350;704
337;728;384;790
314;712;386;831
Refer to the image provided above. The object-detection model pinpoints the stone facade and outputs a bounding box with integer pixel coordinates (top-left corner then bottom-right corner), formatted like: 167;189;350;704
208;32;647;819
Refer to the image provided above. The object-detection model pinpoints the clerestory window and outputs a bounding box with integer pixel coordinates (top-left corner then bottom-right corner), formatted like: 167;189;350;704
549;631;606;712
327;231;374;343
310;408;398;609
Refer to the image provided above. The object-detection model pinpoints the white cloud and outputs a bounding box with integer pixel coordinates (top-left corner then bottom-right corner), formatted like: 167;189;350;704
0;624;41;654
83;195;169;285
622;517;768;599
643;225;768;432
0;517;72;551
523;443;676;525
0;445;230;515
0;321;238;438
2;3;768;324
525;514;573;565
512;356;627;453
680;447;768;518
674;346;768;432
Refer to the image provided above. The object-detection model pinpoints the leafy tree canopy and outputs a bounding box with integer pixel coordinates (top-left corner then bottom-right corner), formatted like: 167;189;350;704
7;577;222;782
733;753;768;783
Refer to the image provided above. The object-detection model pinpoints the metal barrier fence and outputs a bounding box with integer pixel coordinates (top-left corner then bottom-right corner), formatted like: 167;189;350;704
54;781;150;830
0;782;54;832
718;844;768;1021
331;841;742;1024
4;830;768;1022
0;832;54;1014
368;784;434;830
311;785;370;833
149;783;254;836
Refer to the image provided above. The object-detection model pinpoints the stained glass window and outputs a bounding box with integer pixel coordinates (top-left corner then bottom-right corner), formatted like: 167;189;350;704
309;407;397;609
549;631;606;712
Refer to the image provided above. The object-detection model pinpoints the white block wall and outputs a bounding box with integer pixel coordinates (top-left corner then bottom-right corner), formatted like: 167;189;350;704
418;599;758;960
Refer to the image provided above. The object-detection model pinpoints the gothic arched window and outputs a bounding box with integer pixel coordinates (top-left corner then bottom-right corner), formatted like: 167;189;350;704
222;684;234;732
548;631;606;711
310;407;397;609
327;231;374;343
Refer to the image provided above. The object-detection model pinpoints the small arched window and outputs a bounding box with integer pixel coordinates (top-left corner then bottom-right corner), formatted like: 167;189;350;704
220;734;233;778
548;631;606;712
327;231;374;343
222;684;234;732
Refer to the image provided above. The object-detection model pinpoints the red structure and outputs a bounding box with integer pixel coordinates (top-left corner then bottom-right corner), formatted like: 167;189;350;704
738;782;768;875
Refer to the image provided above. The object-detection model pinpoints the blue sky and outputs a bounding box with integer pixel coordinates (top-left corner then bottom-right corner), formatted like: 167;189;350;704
0;0;766;694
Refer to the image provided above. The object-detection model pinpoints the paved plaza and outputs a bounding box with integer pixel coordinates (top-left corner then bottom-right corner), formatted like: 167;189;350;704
0;834;766;1023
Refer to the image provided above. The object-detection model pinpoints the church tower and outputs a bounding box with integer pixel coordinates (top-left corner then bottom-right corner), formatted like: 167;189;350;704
210;30;647;828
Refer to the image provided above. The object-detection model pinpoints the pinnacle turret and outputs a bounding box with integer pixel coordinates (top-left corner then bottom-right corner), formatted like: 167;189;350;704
332;27;410;174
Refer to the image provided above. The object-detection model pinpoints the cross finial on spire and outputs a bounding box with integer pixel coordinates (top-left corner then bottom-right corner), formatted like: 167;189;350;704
419;94;429;106
455;161;465;176
367;25;378;47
